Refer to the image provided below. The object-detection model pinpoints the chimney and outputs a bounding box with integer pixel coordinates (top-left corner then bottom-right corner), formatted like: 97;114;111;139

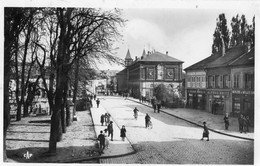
166;51;168;56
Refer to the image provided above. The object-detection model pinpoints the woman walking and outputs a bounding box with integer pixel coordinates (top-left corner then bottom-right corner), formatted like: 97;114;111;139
201;122;209;141
120;125;126;141
223;113;229;130
133;107;139;120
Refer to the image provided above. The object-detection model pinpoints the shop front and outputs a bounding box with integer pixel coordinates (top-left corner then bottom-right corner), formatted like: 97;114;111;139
186;89;206;110
206;90;231;115
232;90;254;125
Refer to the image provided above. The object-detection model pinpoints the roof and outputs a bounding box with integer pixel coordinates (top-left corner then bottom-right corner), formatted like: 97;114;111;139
229;48;254;67
184;51;222;71
206;45;247;68
139;51;183;63
116;68;127;75
125;49;132;60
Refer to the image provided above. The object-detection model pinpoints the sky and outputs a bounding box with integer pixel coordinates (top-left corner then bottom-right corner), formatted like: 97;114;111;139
1;0;259;72
100;5;257;71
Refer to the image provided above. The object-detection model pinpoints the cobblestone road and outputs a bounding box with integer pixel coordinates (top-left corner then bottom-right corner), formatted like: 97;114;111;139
99;96;254;164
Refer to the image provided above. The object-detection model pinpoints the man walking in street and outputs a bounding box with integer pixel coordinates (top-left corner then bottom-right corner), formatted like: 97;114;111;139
96;98;100;108
157;100;161;113
145;113;151;128
97;130;105;154
107;121;114;141
238;114;244;133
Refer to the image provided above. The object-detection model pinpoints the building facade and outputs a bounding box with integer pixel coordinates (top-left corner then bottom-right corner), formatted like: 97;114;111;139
185;52;222;110
117;50;184;100
185;45;254;122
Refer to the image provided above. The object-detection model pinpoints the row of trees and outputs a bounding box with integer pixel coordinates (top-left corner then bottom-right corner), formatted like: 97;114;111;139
212;13;255;54
4;7;125;158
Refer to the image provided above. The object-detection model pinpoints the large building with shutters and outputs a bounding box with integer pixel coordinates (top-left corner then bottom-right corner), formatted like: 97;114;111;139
185;45;254;123
116;49;184;100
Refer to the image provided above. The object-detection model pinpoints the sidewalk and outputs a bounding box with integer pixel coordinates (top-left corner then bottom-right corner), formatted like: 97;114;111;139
5;109;100;163
90;101;136;159
127;97;254;141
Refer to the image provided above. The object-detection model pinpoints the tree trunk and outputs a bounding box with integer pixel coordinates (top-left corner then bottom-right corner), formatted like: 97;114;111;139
4;54;11;161
23;102;29;117
48;105;62;153
61;100;66;133
72;57;79;104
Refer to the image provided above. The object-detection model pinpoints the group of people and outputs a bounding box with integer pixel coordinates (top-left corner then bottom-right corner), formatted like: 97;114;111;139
151;97;162;113
133;107;152;128
238;113;250;133
223;113;250;133
97;121;114;154
100;113;111;126
30;104;42;114
97;121;127;154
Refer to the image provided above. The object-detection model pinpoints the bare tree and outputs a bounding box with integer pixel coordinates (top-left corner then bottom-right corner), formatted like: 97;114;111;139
4;7;33;161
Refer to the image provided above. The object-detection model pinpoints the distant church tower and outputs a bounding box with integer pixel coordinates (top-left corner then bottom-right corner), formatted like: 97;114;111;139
125;49;133;67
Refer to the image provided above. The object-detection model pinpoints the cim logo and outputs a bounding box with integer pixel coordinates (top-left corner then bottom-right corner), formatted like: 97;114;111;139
23;151;33;159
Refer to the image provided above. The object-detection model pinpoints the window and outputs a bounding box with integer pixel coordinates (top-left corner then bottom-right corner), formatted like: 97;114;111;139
187;77;191;87
215;75;220;88
147;68;155;80
192;76;195;87
245;73;254;90
196;77;200;87
208;76;215;88
220;75;223;88
234;74;240;89
157;65;163;80
140;68;146;80
202;76;206;88
223;75;230;88
166;68;174;80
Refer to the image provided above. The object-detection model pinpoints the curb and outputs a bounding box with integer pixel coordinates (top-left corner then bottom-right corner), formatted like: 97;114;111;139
127;98;254;141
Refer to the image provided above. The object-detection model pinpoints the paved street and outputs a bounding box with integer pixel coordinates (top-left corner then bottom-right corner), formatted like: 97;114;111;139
98;96;254;164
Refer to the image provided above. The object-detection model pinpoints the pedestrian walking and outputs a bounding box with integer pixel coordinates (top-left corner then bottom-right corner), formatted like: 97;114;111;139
201;122;209;141
245;115;250;133
120;125;126;141
145;113;151;128
223;113;229;130
104;129;109;149
133;107;139;119
243;115;249;133
93;94;96;100
97;130;105;154
157;100;161;113
100;114;105;126
107;121;114;141
105;113;111;125
238;114;244;133
153;103;157;113
96;98;100;108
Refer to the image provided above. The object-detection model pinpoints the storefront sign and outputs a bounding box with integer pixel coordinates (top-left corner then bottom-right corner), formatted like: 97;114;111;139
207;90;230;96
232;90;254;95
187;89;197;93
197;89;206;94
